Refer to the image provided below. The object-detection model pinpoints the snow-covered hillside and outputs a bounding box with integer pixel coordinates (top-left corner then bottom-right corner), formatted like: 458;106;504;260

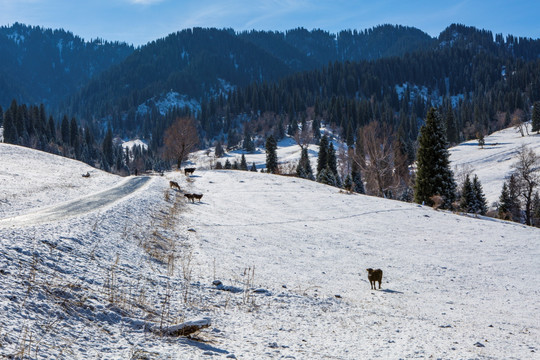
0;142;539;359
191;122;540;210
450;123;540;206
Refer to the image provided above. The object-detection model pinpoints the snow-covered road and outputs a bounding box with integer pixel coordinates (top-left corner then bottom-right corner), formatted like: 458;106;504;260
0;175;152;228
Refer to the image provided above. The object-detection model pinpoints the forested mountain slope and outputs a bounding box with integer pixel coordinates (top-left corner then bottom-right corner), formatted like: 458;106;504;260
0;23;133;108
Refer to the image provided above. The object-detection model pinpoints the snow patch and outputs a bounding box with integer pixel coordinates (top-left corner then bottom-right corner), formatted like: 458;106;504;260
137;91;200;116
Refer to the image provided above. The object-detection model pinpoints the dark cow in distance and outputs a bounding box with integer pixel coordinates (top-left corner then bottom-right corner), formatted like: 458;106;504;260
184;167;196;176
366;268;383;290
184;193;203;203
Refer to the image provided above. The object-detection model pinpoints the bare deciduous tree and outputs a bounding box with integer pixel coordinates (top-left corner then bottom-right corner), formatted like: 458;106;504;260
163;117;199;169
512;144;540;225
293;121;314;150
353;122;394;197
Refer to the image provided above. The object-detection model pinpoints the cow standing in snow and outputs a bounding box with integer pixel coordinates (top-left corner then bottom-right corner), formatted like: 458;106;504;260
366;268;383;290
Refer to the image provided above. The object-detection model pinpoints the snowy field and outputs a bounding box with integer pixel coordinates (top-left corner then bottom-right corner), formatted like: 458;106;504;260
0;129;539;359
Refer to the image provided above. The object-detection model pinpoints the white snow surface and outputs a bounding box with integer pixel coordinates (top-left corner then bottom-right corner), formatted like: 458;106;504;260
137;91;200;117
122;138;148;151
0;132;539;359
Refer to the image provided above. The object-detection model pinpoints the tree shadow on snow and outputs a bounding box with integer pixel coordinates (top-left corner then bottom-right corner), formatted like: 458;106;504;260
183;338;230;355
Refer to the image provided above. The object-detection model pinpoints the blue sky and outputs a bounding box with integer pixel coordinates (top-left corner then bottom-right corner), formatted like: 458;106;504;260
1;0;539;46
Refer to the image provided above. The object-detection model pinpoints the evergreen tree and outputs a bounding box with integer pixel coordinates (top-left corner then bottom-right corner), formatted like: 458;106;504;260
472;174;488;215
414;107;457;208
351;161;365;194
2;109;17;143
312;118;321;141
296;147;314;180
240;154;248;170
507;174;522;221
532;192;540;227
61;115;70;145
316;134;329;177
48;115;56;141
343;174;353;191
532;101;540;134
215;140;224;157
70;117;80;158
102;127;114;167
445;108;459;145
224;159;232;169
265;135;278;174
327;141;341;187
316;167;337;186
243;128;255;152
498;182;512;220
250;162;257;172
460;174;475;212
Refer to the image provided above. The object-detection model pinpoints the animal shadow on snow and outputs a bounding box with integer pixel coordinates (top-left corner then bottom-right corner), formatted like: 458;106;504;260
379;288;404;294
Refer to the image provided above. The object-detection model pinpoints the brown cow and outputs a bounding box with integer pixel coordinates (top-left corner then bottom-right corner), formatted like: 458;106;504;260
184;193;195;203
192;193;203;202
366;268;383;290
169;181;181;191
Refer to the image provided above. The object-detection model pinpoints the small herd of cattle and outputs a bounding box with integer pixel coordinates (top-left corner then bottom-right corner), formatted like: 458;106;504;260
173;167;385;289
169;168;203;203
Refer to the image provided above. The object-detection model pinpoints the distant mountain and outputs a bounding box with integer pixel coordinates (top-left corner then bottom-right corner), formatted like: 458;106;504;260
66;25;435;118
0;23;133;108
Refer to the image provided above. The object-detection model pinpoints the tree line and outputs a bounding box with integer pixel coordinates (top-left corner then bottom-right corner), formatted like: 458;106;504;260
0;100;161;175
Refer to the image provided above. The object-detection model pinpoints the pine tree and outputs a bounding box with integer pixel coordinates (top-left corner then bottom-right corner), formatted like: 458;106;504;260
312;118;321;141
327;142;341;187
472;174;488;215
265;135;278;174
224;159;232;169
102;127;114;167
2;109;17;143
507;174;522;221
316;134;329;177
460;174;475;212
414;107;457;208
343;174;353;191
250;162;257;172
243;128;255;152
240;154;248;170
532;101;540;134
48;116;55;142
61;115;70;145
215;140;224;157
498;182;512;220
532;192;540;227
317;167;337;186
351;161;365;194
296;147;314;180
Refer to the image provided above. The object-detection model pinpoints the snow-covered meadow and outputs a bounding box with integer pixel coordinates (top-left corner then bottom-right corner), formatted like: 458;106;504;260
0;130;539;358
